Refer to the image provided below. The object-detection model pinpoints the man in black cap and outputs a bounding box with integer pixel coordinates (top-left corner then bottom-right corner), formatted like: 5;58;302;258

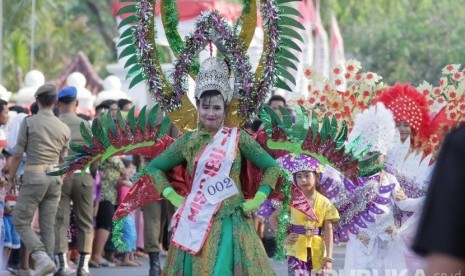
8;84;70;276
54;86;94;276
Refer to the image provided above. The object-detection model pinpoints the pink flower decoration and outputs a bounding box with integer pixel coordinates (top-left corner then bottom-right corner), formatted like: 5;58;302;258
304;68;312;77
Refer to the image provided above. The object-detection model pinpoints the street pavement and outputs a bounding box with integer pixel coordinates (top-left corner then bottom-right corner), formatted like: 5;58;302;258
90;244;346;276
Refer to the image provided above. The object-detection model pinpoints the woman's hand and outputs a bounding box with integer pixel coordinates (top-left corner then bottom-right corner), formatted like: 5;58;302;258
242;203;253;219
162;187;185;208
322;259;333;271
242;191;267;212
285;233;299;245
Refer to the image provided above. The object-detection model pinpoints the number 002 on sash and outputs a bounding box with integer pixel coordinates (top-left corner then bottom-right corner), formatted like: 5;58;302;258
202;176;239;204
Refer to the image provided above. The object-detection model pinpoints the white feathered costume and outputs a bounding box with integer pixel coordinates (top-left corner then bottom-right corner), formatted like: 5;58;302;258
344;103;424;275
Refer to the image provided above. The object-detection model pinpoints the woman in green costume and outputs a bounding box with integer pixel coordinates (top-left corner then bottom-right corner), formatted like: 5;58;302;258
146;57;280;275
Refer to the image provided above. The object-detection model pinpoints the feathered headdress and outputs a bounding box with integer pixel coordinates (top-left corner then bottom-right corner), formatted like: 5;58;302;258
348;102;396;156
375;83;431;148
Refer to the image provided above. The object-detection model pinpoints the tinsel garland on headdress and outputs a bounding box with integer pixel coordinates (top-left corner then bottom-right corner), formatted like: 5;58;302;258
118;0;291;121
131;1;176;109
171;11;254;115
250;0;281;116
161;0;252;75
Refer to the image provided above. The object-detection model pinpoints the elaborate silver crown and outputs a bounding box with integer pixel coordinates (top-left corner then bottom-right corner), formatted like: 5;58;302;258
194;57;233;103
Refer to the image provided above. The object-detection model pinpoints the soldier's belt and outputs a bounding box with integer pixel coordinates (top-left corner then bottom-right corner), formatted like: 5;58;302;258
24;164;58;173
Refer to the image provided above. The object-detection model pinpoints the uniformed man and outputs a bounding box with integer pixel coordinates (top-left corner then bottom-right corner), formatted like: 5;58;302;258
142;177;163;276
142;123;179;276
54;86;94;276
7;84;70;276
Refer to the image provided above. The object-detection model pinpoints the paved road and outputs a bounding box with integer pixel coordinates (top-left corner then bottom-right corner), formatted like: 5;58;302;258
90;244;346;276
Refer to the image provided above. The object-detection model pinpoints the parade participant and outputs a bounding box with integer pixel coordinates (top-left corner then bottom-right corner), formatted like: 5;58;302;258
268;95;287;121
54;87;94;276
375;83;431;148
344;103;424;274
142;126;180;276
48;3;307;274
145;57;280;275
375;83;434;273
8;84;70;276
271;154;339;275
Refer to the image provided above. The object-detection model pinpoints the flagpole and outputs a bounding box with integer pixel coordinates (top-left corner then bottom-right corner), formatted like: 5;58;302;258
30;0;36;70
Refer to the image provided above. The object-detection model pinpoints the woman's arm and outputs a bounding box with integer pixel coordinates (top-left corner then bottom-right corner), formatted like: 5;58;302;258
239;130;279;192
389;174;425;212
146;133;189;194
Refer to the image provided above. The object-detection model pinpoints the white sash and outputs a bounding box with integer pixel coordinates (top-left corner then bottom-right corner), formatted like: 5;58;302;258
171;126;239;254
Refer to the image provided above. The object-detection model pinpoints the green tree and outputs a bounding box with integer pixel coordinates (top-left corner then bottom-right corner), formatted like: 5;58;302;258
3;0;464;92
323;0;465;85
2;0;117;92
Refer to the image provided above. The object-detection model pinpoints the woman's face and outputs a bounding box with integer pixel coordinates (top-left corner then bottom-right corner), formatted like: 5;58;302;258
295;170;317;193
396;121;412;142
109;103;119;120
0;107;9;125
198;95;225;131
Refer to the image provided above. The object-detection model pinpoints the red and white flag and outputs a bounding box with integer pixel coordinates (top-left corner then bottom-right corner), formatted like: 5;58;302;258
312;0;329;78
330;12;345;68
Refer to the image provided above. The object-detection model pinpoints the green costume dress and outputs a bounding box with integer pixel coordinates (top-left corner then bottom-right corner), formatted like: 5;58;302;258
147;127;280;275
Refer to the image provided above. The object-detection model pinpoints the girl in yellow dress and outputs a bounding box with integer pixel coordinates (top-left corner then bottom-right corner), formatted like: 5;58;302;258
271;153;339;275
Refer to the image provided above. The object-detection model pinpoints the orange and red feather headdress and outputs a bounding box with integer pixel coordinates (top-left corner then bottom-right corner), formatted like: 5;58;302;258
375;83;431;149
